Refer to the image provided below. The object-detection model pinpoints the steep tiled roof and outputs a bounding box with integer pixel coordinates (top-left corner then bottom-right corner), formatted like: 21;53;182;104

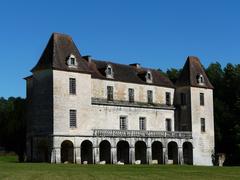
31;33;174;88
31;33;90;73
175;56;213;89
86;59;174;88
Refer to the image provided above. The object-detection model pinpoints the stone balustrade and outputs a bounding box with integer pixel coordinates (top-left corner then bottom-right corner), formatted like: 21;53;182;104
93;129;192;139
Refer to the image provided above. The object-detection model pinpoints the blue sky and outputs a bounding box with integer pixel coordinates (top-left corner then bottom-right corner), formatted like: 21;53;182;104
0;0;240;98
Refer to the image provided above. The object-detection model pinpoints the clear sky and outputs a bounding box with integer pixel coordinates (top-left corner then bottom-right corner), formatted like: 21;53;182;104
0;0;240;98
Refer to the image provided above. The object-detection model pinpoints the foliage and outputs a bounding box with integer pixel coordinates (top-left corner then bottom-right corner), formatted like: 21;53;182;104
0;97;26;162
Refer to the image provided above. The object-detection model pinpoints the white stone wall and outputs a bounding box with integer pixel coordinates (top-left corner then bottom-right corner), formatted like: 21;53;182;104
53;70;175;136
91;79;175;105
191;87;214;166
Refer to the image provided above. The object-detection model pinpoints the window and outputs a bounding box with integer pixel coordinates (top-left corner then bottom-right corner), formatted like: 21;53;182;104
69;110;77;128
106;65;113;78
200;93;204;106
146;71;152;83
166;119;172;131
107;86;113;101
180;93;186;105
139;117;146;130
67;54;77;67
147;90;153;103
197;74;204;84
201;118;206;132
120;116;127;130
70;57;75;65
128;88;134;103
69;78;76;95
166;92;171;105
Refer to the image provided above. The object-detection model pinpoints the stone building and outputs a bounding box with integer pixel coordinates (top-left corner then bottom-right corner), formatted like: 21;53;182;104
25;33;214;165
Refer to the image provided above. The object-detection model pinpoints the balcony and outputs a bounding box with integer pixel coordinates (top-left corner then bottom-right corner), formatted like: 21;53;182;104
91;97;175;110
93;129;192;139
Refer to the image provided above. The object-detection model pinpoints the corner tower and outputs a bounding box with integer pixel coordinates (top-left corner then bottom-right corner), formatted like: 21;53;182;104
175;56;214;165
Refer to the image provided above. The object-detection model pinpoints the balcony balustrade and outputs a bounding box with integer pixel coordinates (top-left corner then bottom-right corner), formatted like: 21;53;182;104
93;129;192;139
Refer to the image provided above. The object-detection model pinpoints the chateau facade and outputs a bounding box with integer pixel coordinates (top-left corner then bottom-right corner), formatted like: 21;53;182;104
25;33;214;165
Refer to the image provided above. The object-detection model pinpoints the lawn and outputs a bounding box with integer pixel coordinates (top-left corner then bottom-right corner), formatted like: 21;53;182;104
0;156;240;180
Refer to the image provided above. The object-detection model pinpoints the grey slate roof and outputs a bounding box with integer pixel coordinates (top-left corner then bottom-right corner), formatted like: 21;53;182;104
175;56;213;89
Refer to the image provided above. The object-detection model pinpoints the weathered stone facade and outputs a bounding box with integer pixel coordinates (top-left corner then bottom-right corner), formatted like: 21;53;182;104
25;33;214;166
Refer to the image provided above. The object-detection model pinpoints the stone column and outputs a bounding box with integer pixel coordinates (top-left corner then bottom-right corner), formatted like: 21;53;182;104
54;147;61;163
163;147;167;164
93;147;100;164
147;146;152;164
130;147;135;164
75;147;81;164
178;146;183;165
111;147;117;164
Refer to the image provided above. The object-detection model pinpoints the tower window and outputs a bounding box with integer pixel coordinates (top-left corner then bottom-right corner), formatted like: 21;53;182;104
166;118;172;131
200;93;204;106
67;54;77;67
166;92;171;105
69;109;77;128
201;118;206;132
147;90;153;103
197;74;204;84
128;88;134;103
69;78;76;95
107;86;113;101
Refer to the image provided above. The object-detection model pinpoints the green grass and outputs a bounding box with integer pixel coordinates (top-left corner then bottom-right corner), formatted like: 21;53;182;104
0;156;240;180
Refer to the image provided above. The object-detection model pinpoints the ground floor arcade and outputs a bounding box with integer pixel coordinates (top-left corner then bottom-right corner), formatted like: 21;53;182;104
50;136;193;165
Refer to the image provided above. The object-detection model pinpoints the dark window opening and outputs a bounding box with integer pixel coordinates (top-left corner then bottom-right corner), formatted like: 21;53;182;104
69;110;77;128
69;78;76;95
128;88;134;103
147;90;153;103
166;92;171;105
107;86;113;101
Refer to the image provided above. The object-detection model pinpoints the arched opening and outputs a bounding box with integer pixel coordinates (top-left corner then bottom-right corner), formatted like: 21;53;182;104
99;140;111;164
168;141;178;164
61;140;74;163
81;140;93;164
152;141;163;164
117;141;129;164
135;141;147;164
183;142;193;165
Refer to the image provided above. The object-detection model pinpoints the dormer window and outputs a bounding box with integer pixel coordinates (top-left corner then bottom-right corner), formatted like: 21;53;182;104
67;54;77;68
196;74;204;84
146;71;152;83
105;64;114;79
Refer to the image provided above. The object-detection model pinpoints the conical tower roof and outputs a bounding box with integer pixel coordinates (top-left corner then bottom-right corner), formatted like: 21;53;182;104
176;56;213;89
31;33;90;73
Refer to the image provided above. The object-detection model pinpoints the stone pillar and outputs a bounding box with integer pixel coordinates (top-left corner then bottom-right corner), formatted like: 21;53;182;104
147;146;152;164
178;146;183;165
130;147;135;164
111;147;117;164
163;147;167;164
75;147;81;164
55;147;61;163
93;147;100;164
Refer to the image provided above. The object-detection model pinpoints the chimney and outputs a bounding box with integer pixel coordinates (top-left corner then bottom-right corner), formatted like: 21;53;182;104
129;63;141;69
83;55;92;63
